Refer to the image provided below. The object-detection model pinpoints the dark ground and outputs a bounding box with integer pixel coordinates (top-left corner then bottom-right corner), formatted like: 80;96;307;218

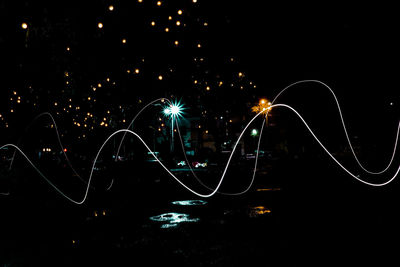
1;150;399;267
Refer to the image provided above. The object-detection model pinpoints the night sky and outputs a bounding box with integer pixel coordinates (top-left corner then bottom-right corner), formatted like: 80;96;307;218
1;0;398;157
1;1;399;95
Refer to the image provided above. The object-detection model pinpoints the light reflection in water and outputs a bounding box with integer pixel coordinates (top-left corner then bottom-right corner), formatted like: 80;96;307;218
160;223;179;229
248;206;271;218
256;188;281;192
149;212;200;228
171;200;207;206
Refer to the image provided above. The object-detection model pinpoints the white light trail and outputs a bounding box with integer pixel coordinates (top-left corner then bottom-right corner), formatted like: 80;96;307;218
1;80;399;204
9;112;87;184
115;98;171;161
271;80;400;175
272;103;400;186
0;110;265;203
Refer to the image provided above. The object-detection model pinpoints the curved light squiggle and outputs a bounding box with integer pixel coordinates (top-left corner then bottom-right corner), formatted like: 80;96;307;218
114;98;171;161
112;97;227;194
272;103;400;186
1;80;399;204
271;79;400;175
0;109;265;203
173;112;268;196
9;112;87;184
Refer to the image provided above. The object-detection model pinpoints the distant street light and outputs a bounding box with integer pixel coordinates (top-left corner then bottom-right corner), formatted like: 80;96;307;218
251;98;272;116
162;101;184;152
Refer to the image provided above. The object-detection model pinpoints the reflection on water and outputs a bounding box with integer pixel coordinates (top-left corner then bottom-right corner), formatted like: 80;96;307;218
248;206;271;218
149;212;200;228
160;223;179;229
171;200;207;206
256;188;281;192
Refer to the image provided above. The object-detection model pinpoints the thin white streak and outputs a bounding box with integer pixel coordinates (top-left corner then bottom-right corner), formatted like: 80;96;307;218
272;80;400;175
272;103;400;186
1;80;399;204
0;110;264;203
9;112;88;184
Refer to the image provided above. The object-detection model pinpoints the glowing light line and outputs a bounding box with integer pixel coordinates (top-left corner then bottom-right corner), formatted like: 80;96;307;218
113;97;214;193
1;81;399;204
1;143;82;203
271;80;400;175
115;98;171;161
272;103;400;186
106;178;114;191
9;112;88;185
222;117;267;196
0;110;265;203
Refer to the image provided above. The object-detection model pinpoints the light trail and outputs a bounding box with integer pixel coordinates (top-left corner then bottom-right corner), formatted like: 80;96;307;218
9;112;87;184
114;97;171;161
0;109;265;203
1;80;399;204
271;80;400;175
1;143;83;203
272;103;400;186
112;97;223;193
213;117;267;196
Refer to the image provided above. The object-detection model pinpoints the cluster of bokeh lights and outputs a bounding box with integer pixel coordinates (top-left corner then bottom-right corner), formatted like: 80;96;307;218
1;80;399;204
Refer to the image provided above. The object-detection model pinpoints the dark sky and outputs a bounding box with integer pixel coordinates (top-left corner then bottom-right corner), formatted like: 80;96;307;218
218;1;399;93
0;1;398;112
